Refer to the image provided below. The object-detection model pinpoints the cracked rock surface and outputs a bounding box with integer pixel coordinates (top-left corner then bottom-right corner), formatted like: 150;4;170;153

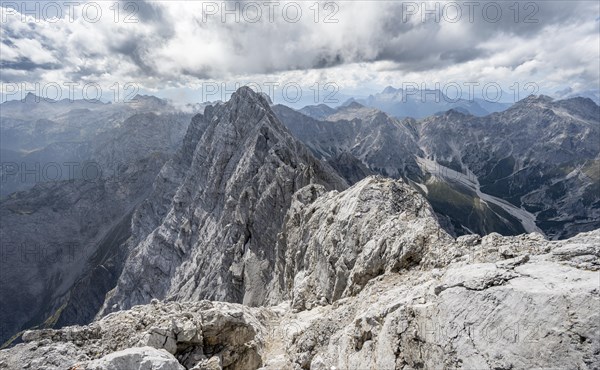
267;176;453;310
0;300;273;370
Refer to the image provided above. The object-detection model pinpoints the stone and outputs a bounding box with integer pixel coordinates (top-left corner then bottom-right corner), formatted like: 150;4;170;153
84;347;184;370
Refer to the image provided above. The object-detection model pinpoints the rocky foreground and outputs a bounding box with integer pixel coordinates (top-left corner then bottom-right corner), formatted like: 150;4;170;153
1;177;599;370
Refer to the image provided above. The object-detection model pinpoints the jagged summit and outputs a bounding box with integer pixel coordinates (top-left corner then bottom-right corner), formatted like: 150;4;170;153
268;175;451;309
23;92;40;102
218;86;273;107
382;85;399;94
342;101;365;110
197;87;291;143
230;85;266;102
200;86;274;123
508;93;600;122
99;86;347;314
298;103;337;120
514;94;555;105
435;107;471;117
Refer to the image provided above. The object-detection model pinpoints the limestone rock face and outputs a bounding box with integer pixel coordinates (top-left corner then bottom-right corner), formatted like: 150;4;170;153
100;87;347;315
272;104;423;182
269;176;453;310
271;229;600;370
85;347;184;370
0;300;272;370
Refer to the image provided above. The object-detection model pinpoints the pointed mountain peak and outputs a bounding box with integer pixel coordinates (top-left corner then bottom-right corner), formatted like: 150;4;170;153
343;101;365;109
225;86;273;112
517;94;554;105
202;86;278;129
232;85;257;98
382;86;398;94
231;86;263;102
23;92;43;103
436;107;470;117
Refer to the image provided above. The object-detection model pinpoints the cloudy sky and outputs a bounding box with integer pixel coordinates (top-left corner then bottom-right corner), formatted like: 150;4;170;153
0;0;598;105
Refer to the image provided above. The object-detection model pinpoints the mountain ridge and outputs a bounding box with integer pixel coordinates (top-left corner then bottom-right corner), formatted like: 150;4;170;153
99;87;348;315
273;93;600;239
0;87;598;365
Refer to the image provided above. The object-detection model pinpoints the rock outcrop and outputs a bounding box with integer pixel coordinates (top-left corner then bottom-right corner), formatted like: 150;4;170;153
0;300;272;370
276;231;599;370
85;347;184;370
268;177;453;310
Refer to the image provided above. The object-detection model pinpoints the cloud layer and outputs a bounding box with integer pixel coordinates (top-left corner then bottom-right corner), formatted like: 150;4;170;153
1;0;598;101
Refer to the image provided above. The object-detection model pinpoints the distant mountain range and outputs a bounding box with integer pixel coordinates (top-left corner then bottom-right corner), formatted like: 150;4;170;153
288;94;599;240
554;88;600;105
0;93;195;196
339;86;512;119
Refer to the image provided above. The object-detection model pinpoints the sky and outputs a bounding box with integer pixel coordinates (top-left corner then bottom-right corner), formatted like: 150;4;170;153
0;0;599;106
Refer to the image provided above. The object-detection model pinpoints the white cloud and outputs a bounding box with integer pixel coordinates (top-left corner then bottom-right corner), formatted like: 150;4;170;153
0;0;598;102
